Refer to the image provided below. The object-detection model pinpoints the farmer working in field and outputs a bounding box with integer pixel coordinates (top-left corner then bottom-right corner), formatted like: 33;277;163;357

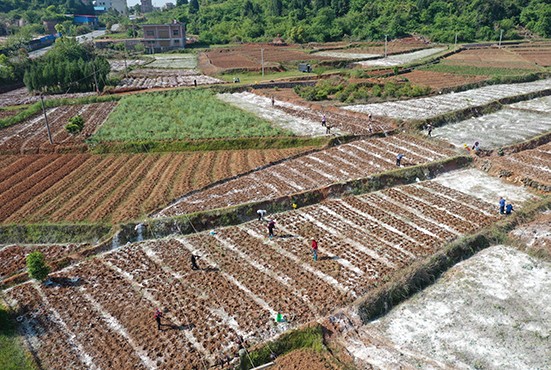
154;308;163;330
191;254;201;270
257;209;267;221
268;219;276;238
505;203;514;215
321;114;327;127
311;239;319;261
396;153;405;167
499;197;506;214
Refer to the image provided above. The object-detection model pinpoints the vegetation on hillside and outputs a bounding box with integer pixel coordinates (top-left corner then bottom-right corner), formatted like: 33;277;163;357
144;0;551;44
92;89;293;142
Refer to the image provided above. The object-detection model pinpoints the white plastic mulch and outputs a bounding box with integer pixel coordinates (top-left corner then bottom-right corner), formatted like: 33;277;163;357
217;92;340;136
434;95;551;149
354;47;447;67
313;51;381;59
343;78;551;120
347;245;551;370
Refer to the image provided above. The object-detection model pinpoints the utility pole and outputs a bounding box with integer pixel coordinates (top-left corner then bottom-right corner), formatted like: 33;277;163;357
124;44;128;79
498;29;504;48
384;35;388;58
261;48;264;77
40;95;53;145
92;63;100;95
454;32;458;49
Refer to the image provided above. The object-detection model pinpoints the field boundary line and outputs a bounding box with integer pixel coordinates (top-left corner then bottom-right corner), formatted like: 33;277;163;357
79;288;158;370
33;282;100;370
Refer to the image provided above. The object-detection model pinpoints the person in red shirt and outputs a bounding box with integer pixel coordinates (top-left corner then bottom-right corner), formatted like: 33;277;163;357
311;239;318;261
268;220;276;238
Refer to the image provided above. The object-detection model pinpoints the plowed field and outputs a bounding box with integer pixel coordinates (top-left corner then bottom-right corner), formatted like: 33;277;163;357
0;102;117;154
444;48;540;70
156;134;457;217
487;141;551;191
399;70;488;90
4;173;512;368
0;148;312;224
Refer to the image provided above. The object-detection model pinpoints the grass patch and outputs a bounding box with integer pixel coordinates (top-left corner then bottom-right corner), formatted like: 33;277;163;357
240;324;325;369
90;136;328;153
420;62;537;77
0;304;35;370
0;223;112;244
91;89;293;142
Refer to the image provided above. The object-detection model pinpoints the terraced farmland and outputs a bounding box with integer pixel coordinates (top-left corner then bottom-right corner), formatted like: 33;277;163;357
0;102;117;154
156;134;457;217
0;148;312;224
355;47;447;67
4;172;515;368
343;78;551;120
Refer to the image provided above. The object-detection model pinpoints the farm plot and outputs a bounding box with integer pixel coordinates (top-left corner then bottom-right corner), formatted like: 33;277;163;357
156;134;458;217
0;148;313;224
108;59;148;72
4;175;514;368
0;88;96;108
114;74;223;91
509;210;551;258
486;141;551;191
355;47;447;67
508;44;551;67
145;54;197;69
93;89;292;142
218;91;395;136
314;51;381;59
0;243;85;283
0;102;117;154
434;96;551;148
397;69;488;90
445;47;540;70
343;246;551;370
344;78;551;120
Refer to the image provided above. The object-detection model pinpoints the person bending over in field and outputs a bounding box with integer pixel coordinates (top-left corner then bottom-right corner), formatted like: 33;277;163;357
268;220;276;238
191;254;201;270
396;153;404;167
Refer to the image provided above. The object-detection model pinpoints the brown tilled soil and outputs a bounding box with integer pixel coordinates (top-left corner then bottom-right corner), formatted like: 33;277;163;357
444;48;540;70
397;70;488;90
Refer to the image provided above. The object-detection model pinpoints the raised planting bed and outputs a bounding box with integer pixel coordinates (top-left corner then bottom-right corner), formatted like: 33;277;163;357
0;102;117;154
0;148;312;224
4;171;531;368
343;78;551;120
444;47;541;70
398;69;488;90
485;141;551;192
155;134;458;217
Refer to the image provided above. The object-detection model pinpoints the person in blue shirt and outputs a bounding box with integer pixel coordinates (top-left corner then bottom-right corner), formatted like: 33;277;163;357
396;153;404;167
505;203;514;215
499;197;506;214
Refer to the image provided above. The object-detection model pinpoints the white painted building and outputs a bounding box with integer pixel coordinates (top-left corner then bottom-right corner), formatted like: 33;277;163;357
95;0;127;14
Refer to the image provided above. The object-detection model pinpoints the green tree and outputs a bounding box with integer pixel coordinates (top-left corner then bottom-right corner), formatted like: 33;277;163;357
26;251;50;282
189;0;199;14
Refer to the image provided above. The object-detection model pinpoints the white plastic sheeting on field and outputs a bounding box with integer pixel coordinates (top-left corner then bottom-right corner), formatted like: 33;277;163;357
354;47;447;67
344;78;551;120
313;51;381;59
217;92;339;136
435;96;551;148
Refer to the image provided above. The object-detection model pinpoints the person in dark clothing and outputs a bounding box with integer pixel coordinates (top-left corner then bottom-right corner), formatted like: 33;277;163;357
396;153;404;167
326;125;331;134
505;203;514;215
154;308;163;330
321;114;327;127
427;124;433;137
271;96;275;106
311;239;318;261
193;79;197;87
268;220;276;238
191;254;200;270
499;197;506;214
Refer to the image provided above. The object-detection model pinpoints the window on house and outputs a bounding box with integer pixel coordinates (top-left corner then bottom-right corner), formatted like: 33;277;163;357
146;30;154;37
172;29;179;36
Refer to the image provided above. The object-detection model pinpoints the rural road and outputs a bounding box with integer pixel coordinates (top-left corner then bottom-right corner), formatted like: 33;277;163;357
29;29;107;59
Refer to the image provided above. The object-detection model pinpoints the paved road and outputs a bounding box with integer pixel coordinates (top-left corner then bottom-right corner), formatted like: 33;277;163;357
29;29;106;59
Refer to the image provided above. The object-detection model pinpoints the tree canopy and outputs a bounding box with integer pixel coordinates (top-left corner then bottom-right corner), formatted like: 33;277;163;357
144;0;551;43
23;36;110;93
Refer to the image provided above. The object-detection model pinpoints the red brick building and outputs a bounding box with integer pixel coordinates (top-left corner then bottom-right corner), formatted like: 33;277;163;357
142;22;185;53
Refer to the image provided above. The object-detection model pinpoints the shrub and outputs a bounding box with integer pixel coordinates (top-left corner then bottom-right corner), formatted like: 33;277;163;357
26;251;50;282
65;115;85;134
